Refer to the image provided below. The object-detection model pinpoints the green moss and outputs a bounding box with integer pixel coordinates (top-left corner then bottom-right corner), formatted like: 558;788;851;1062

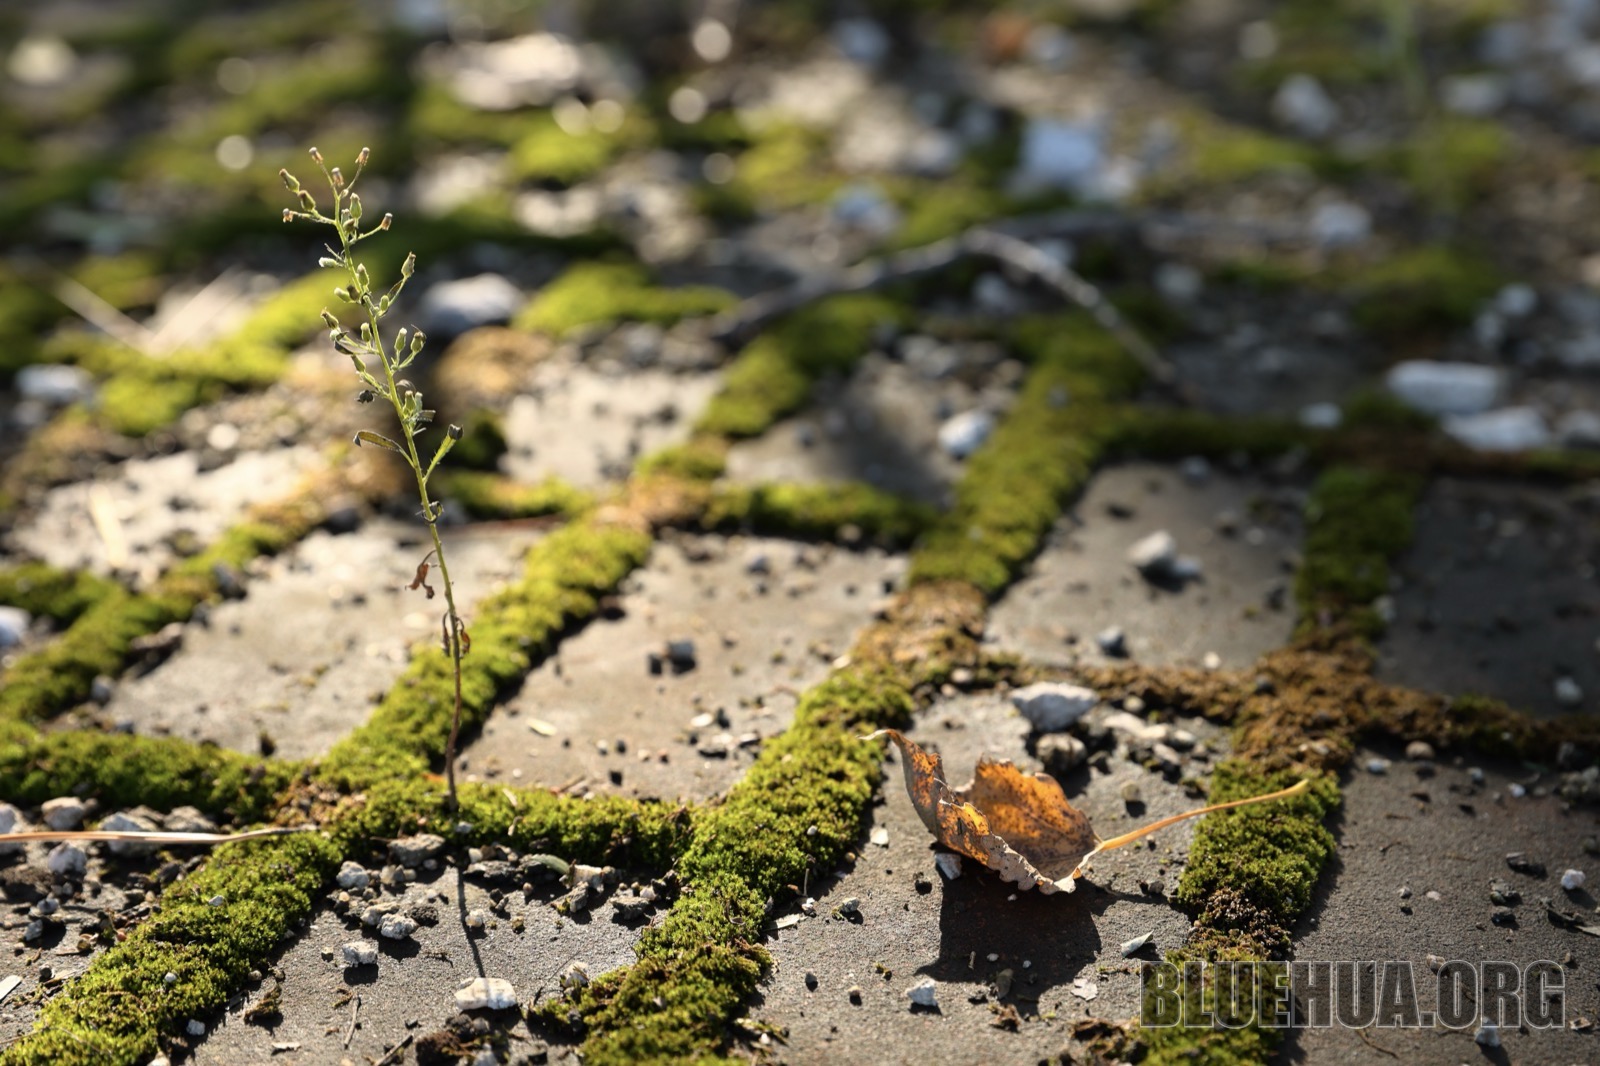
722;123;842;210
1166;112;1327;190
909;315;1139;595
438;470;594;520
46;269;334;437
67;252;163;312
1295;466;1418;636
1109;408;1310;461
1347;245;1500;343
330;777;690;874
0;263;69;376
319;519;652;789
0;562;119;625
1172;762;1338;923
506;111;653;187
695;295;907;439
703;481;933;547
513;261;733;336
1339;388;1436;431
0;731;298;825
0;832;339;1066
1388;117;1508;212
888;183;1012;251
633;437;730;482
557;665;915;1063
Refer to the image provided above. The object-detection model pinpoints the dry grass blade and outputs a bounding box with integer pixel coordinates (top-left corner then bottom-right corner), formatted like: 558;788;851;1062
0;826;317;847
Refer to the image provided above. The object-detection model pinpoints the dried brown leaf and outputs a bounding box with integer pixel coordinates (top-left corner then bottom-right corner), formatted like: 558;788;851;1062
866;728;1310;894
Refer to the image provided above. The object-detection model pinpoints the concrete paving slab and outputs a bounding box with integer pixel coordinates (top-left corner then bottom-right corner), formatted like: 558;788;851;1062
724;352;989;507
502;360;720;488
462;532;901;801
196;864;643;1065
86;523;542;759
11;447;322;578
1286;747;1600;1065
987;462;1301;670
1378;477;1600;718
749;692;1230;1065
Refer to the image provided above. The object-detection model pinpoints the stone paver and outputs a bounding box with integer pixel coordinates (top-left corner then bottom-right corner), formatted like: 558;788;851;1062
86;524;543;759
1288;747;1600;1064
463;532;901;801
12;448;321;578
753;692;1228;1065
987;462;1301;670
1380;478;1600;718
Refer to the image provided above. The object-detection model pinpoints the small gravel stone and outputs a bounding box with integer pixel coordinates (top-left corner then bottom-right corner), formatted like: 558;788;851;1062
1096;626;1127;658
342;941;378;967
1555;676;1584;706
1120;932;1154;957
336;861;371;890
937;410;995;459
1365;758;1390;775
905;977;938;1008
388;834;446;868
1506;852;1546;877
559;962;590;989
378;914;418;940
1127;530;1177;575
47;843;87;876
1561;869;1586;891
187;1020;205;1038
163;806;216;833
1488;881;1520;906
1010;682;1097;732
934;854;963;881
100;810;161;855
1120;781;1143;805
1404;741;1435;762
41;797;89;831
869;827;889;847
455;976;518;1011
1475;1020;1500;1048
465;908;489;931
0;804;22;856
1037;734;1088;775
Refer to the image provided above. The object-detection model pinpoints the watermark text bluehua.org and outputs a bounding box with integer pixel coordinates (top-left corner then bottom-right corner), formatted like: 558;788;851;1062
1141;960;1565;1029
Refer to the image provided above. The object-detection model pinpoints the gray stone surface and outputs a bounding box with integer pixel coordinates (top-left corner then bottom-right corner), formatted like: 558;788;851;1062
11;447;321;577
987;462;1300;669
1378;478;1600;717
750;693;1229;1064
88;523;542;759
462;532;899;800
1287;747;1600;1065
502;360;719;487
725;352;999;506
194;865;641;1064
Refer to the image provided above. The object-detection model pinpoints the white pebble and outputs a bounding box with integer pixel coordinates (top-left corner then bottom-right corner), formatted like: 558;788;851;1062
905;977;938;1008
454;976;518;1011
934;854;962;881
1561;869;1586;891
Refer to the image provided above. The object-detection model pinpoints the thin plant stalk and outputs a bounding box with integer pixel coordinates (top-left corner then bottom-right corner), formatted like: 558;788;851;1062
281;146;470;809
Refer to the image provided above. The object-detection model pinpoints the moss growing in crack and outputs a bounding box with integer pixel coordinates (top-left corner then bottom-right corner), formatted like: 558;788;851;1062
909;316;1139;595
1388;117;1508;213
0;562;118;625
695;294;907;439
1295;466;1418;638
1347;245;1500;343
1172;760;1338;925
43;269;336;436
633;436;730;482
702;481;934;547
512;261;734;337
439;470;594;521
329;778;690;873
0;731;298;825
320;519;652;790
553;664;916;1063
1108;408;1310;462
0;832;338;1066
506;110;653;187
